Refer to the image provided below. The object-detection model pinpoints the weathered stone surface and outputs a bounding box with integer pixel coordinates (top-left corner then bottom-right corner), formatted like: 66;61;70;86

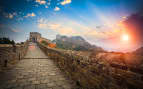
13;86;23;89
39;43;143;89
24;85;35;89
0;43;73;89
0;42;28;69
36;84;47;89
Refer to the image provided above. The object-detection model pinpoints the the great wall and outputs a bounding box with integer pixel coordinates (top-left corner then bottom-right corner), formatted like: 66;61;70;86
0;41;28;69
0;32;143;89
38;43;143;89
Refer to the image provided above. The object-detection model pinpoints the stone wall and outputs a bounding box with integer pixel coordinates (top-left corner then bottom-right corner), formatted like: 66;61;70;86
0;41;29;68
38;43;143;89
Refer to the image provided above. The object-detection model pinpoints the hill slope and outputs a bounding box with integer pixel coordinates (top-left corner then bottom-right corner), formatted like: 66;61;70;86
133;47;143;55
53;34;104;51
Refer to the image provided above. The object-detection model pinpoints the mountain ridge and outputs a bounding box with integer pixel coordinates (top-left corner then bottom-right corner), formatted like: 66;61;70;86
53;34;104;51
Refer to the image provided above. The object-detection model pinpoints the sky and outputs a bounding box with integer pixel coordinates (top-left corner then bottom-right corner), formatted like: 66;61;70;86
0;0;143;52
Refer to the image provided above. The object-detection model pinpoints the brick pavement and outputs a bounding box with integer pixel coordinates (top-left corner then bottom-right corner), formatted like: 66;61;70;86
0;43;73;89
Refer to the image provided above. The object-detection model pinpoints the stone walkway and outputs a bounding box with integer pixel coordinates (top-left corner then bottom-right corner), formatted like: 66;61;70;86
0;43;73;89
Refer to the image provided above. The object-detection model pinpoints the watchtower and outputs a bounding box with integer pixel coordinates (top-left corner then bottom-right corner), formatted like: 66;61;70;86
30;32;41;42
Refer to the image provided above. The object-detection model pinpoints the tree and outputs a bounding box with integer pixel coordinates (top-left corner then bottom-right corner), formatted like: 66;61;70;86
11;40;15;45
0;37;15;44
41;40;49;46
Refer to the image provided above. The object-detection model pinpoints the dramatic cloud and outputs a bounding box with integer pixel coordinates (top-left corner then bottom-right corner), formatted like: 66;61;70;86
37;18;113;37
123;12;143;46
37;18;81;35
24;13;36;18
61;0;71;5
38;23;78;35
54;7;60;11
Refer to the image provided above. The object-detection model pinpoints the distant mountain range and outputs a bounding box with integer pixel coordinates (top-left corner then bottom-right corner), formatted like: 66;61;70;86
53;34;104;51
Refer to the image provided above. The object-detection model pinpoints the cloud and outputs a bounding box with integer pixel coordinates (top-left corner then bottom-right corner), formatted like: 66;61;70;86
37;17;119;38
59;27;77;35
37;18;78;35
61;0;71;5
24;12;36;18
86;30;121;40
38;23;61;30
37;18;61;30
54;7;60;11
47;2;50;5
123;12;143;46
0;24;19;37
17;17;24;21
8;14;13;19
45;5;48;8
38;23;78;35
11;29;20;33
37;18;91;36
4;12;17;19
36;0;46;5
37;18;47;23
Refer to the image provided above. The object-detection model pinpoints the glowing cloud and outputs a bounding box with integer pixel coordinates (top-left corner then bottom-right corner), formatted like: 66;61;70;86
54;7;60;11
37;18;106;37
61;0;71;5
24;13;36;18
36;0;46;5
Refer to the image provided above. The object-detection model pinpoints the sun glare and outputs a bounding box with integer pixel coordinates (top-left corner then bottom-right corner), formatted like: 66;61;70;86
122;34;129;41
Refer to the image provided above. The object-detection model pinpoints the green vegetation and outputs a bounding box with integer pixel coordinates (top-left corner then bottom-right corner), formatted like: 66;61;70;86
0;37;15;44
41;40;49;46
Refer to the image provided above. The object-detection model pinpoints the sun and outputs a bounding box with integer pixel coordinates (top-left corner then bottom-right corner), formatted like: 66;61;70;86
122;34;129;41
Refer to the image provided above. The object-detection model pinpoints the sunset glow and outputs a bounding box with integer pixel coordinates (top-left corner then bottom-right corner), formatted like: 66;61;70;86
0;0;143;52
122;34;129;41
1;0;143;89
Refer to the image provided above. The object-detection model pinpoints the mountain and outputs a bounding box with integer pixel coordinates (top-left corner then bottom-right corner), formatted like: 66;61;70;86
53;34;104;51
133;47;143;55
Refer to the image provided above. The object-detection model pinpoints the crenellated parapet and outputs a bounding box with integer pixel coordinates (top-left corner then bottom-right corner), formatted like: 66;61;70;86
0;41;29;68
38;42;143;89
